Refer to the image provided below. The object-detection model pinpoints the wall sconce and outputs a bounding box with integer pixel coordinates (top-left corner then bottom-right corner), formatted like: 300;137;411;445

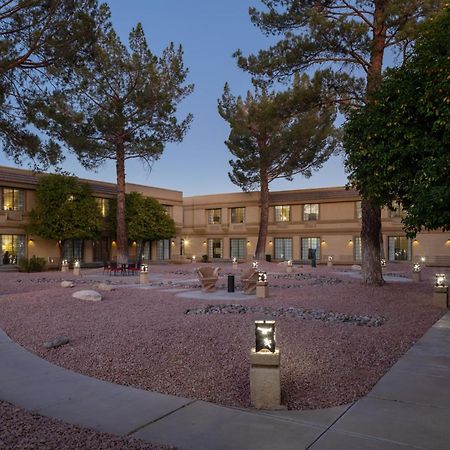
257;271;267;283
247;240;251;245
141;264;148;273
171;240;175;245
184;239;189;245
412;263;421;273
381;258;386;268
435;273;447;288
132;241;137;246
321;240;325;245
252;261;259;269
203;241;206;245
255;320;276;353
28;238;34;244
348;239;353;244
112;240;116;246
413;239;418;244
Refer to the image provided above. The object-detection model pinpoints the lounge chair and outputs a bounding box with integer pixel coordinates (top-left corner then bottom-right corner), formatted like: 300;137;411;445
196;266;221;292
241;268;259;294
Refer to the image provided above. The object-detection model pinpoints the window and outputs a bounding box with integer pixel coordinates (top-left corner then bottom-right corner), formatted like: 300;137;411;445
389;201;405;218
355;201;362;219
2;188;25;211
93;237;110;262
274;238;292;260
207;208;221;224
95;197;110;217
231;207;245;224
157;239;170;260
301;237;321;260
208;238;223;259
63;239;83;262
303;204;319;221
388;236;410;261
354;236;362;261
230;238;246;260
1;234;25;264
274;205;291;222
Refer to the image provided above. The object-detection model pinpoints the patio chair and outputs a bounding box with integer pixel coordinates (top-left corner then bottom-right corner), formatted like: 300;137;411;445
127;263;140;276
109;262;122;276
241;268;259;294
196;266;221;292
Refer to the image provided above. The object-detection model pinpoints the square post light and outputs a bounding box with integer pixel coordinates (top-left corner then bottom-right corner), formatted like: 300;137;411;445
286;259;293;273
433;273;448;309
435;274;447;288
412;263;422;282
232;257;238;269
255;320;276;353
252;261;259;269
61;259;68;273
73;259;80;276
381;258;386;269
256;271;269;298
140;263;149;284
327;255;333;267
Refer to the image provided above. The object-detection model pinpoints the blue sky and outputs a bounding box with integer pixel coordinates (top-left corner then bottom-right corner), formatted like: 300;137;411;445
2;0;349;195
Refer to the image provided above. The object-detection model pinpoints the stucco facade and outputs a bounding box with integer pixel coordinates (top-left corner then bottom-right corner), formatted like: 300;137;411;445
1;165;449;267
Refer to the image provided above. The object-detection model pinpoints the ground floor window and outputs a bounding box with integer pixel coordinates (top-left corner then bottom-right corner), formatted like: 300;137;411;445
157;239;170;260
301;237;321;260
274;238;293;260
354;236;362;261
63;239;83;262
388;236;410;261
208;238;223;259
230;238;246;260
93;237;110;262
1;234;25;264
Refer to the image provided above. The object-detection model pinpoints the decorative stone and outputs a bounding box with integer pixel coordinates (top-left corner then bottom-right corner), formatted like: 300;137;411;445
256;283;269;298
72;290;102;302
250;348;281;410
61;281;74;288
94;282;114;291
433;287;448;309
43;336;69;349
351;265;361;271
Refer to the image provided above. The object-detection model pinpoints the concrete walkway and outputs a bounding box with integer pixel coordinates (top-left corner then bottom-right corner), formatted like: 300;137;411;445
1;313;450;449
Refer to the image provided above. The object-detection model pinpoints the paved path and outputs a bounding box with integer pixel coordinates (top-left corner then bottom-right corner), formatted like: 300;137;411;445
1;312;450;449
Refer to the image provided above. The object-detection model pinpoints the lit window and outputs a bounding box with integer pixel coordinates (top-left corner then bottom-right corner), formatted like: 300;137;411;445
95;197;110;217
303;204;319;221
388;236;410;261
231;207;245;224
274;205;291;222
207;238;223;259
2;188;25;211
389;201;405;218
207;208;221;224
355;201;362;219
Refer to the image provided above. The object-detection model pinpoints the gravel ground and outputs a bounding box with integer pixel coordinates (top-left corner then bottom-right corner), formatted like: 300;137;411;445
0;262;447;412
0;400;174;450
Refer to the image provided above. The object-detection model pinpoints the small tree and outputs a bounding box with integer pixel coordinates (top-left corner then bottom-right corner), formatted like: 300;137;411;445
109;192;176;260
27;174;102;262
30;19;193;264
344;8;450;236
218;74;338;259
0;0;101;168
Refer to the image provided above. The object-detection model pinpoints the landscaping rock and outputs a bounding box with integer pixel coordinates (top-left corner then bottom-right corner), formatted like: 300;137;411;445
94;282;114;291
61;281;74;288
351;265;362;270
43;336;69;349
72;290;102;302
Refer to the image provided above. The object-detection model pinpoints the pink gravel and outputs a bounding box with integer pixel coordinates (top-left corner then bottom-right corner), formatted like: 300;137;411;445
0;400;174;449
0;263;447;412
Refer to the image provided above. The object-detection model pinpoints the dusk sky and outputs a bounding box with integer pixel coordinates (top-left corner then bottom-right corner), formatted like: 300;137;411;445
2;0;349;195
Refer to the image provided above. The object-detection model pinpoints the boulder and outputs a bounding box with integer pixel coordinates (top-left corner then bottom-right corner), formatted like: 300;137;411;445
94;282;114;291
61;280;74;288
72;290;102;302
43;336;69;349
351;265;362;271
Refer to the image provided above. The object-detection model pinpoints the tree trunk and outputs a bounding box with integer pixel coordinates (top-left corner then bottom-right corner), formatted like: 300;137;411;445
360;0;387;285
255;170;269;261
115;142;128;264
58;241;64;266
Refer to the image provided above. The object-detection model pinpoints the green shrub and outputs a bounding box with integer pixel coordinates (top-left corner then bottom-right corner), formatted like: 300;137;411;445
19;255;47;272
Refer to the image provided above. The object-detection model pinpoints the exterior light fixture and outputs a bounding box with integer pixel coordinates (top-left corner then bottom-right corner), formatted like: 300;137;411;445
247;240;251;245
435;274;447;288
257;271;267;284
252;261;259;269
348;239;353;244
328;256;333;262
413;263;421;273
287;260;293;267
269;240;273;245
255;320;276;353
74;260;80;268
381;258;386;268
203;241;206;245
141;264;148;273
171;240;175;245
232;257;237;263
62;259;68;265
192;255;196;262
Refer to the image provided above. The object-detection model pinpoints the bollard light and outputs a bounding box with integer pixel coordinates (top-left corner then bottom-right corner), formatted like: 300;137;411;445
257;271;267;283
435;273;447;288
413;263;421;273
255;320;276;353
381;258;386;268
232;257;237;263
62;259;68;265
192;255;196;262
287;259;293;267
74;260;80;268
141;264;148;273
252;261;259;269
328;256;333;262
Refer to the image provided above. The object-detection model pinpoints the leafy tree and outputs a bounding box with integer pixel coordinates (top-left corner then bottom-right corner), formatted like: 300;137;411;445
235;0;443;284
26;174;102;262
0;0;101;168
344;8;450;236
109;192;176;260
218;73;338;259
30;19;193;264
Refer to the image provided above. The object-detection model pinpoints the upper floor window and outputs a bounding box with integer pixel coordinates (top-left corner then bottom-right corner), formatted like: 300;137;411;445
231;207;245;224
275;205;291;222
1;187;25;211
389;201;405;218
303;203;319;221
95;197;110;217
207;208;221;224
355;201;362;219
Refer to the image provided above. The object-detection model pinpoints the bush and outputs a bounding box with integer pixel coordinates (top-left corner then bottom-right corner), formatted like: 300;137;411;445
202;254;208;262
19;255;47;272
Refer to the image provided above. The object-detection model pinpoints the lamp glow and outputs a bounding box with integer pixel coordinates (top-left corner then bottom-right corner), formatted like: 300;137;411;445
255;320;276;353
62;259;68;265
257;271;267;283
74;260;80;268
328;256;333;262
140;264;148;273
420;256;426;263
287;260;293;267
413;263;421;273
435;273;447;288
252;261;259;269
232;257;237;263
381;258;386;268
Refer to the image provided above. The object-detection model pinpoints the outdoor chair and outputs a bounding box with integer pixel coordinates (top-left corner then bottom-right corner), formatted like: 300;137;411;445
109;262;122;276
127;263;140;275
240;268;259;294
196;266;221;292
